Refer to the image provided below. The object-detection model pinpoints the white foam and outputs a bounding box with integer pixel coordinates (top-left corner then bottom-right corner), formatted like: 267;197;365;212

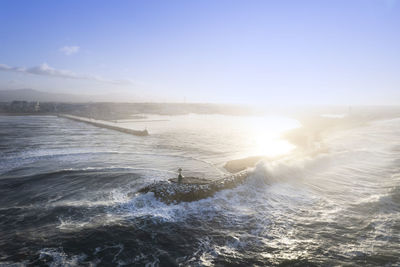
39;248;87;267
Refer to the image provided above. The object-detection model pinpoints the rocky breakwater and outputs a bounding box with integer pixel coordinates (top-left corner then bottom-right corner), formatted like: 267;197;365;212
58;114;149;136
139;170;250;204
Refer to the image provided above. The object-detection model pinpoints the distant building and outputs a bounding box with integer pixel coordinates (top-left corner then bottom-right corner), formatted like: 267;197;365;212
10;101;29;112
35;101;40;112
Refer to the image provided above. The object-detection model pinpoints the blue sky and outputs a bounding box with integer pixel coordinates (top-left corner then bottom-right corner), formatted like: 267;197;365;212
0;0;399;104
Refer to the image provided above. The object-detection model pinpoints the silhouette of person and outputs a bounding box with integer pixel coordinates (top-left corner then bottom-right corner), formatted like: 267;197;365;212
178;168;183;183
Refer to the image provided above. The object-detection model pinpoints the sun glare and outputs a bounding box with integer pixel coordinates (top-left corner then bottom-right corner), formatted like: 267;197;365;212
245;116;301;157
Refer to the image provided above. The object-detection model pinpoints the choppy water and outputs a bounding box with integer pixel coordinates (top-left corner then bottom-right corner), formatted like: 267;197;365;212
0;114;399;266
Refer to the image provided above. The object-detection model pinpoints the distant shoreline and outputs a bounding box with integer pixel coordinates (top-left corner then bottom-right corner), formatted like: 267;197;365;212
0;112;57;116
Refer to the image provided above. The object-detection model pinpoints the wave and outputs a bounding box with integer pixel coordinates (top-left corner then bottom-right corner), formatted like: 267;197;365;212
0;149;222;177
39;248;88;267
2;114;400;266
113;116;400;224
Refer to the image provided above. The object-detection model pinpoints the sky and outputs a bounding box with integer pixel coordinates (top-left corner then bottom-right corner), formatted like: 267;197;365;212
0;0;399;105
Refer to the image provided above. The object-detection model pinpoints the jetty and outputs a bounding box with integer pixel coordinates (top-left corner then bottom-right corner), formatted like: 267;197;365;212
58;114;149;136
139;170;250;204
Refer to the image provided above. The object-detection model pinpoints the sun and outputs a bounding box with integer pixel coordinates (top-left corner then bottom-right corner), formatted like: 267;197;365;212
245;116;301;157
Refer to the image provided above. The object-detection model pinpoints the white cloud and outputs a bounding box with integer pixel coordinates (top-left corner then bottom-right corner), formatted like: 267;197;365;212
0;63;131;85
60;45;80;55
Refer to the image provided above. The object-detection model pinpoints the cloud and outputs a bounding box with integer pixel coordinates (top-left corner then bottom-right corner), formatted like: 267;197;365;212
60;45;80;55
0;63;131;85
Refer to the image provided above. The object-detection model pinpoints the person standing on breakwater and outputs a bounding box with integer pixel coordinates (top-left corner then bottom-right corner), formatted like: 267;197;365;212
178;168;183;183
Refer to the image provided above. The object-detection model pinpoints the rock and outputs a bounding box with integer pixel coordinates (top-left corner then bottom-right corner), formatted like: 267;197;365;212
224;156;264;173
138;171;249;204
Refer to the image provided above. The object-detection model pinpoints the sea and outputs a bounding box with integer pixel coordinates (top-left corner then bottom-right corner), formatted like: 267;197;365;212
0;111;399;266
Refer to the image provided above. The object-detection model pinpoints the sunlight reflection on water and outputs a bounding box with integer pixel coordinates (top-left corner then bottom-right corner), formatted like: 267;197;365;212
119;114;301;158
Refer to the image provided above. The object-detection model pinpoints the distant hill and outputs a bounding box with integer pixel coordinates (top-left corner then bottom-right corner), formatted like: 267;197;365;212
0;89;87;102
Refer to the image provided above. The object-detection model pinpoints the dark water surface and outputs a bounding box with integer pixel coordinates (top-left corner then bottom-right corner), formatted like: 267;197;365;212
0;115;399;266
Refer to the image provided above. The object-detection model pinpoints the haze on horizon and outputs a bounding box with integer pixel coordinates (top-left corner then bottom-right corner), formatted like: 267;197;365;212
0;0;399;105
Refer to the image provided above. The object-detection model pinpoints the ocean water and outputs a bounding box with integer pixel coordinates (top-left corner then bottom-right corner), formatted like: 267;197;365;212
0;113;399;266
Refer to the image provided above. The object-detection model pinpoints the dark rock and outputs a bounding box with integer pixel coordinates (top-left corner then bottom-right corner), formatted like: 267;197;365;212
138;171;249;204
